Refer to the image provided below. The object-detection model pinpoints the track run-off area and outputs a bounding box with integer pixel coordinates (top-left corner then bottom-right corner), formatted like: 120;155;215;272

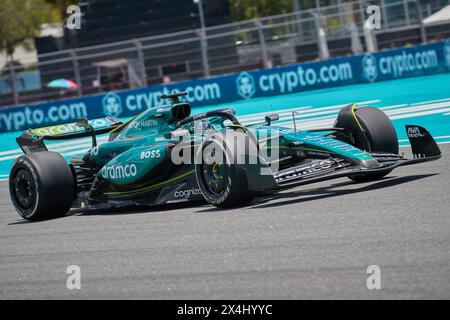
0;73;450;181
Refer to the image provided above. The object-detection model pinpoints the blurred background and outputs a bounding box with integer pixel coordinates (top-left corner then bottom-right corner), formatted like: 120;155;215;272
0;0;449;107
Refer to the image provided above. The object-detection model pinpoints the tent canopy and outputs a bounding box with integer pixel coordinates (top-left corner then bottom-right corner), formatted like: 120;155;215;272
423;5;450;25
93;58;129;69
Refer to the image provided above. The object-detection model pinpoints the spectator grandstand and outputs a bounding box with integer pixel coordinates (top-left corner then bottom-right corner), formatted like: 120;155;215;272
37;0;231;51
1;0;449;107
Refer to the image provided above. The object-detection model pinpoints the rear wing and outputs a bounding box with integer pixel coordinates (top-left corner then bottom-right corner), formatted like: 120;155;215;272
16;117;122;154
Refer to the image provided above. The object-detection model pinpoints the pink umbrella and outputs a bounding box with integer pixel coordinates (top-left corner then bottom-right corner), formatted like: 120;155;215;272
47;79;79;90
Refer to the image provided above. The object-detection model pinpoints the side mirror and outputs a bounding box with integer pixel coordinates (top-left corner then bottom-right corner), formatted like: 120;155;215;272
76;117;94;132
76;117;97;147
265;114;279;126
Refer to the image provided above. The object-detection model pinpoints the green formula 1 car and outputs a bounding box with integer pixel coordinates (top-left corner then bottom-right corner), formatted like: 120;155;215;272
9;92;441;220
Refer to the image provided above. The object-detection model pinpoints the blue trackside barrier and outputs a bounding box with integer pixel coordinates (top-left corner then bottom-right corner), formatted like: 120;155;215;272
1;40;449;133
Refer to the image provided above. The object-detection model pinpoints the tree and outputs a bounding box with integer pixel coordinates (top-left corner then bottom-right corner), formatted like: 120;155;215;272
229;0;294;21
0;0;52;56
0;0;52;103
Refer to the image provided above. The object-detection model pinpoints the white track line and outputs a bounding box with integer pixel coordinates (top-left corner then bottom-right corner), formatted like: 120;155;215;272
241;100;449;126
0;148;23;157
237;106;312;120
238;100;380;122
387;101;450;115
0;104;358;161
1;98;449;163
410;97;450;106
0;147;93;161
268;106;450;130
390;107;450;120
246;102;450;128
0;136;109;161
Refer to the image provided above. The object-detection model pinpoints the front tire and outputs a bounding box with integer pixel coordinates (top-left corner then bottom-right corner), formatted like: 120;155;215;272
335;105;399;182
195;131;254;208
9;152;75;221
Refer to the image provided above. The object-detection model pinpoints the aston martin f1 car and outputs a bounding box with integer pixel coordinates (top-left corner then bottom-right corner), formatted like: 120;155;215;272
10;92;441;220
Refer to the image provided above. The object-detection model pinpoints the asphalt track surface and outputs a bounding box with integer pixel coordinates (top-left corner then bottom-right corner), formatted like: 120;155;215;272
0;144;449;300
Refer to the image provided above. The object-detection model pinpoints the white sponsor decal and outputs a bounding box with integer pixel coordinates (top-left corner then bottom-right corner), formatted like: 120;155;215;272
274;159;338;181
129;119;158;129
0;84;221;132
125;84;222;111
0;103;87;132
91;146;99;156
101;163;137;179
174;188;202;199
33;118;110;136
407;126;425;138
257;63;353;94
140;150;161;159
365;49;439;80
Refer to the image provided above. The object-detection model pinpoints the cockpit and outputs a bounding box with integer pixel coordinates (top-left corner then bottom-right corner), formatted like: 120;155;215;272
115;108;165;140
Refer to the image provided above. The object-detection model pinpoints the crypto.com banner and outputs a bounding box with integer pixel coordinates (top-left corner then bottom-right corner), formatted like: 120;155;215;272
1;40;449;133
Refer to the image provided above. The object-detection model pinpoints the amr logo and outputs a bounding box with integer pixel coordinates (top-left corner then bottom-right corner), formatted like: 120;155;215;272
407;126;425;138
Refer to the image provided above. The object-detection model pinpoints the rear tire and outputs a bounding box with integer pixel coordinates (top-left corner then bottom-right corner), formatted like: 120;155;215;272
9;152;75;221
195;131;254;208
335;106;399;182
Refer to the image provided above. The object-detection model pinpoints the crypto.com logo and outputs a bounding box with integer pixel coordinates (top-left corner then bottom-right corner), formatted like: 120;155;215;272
102;92;123;117
237;72;256;99
66;5;82;30
362;53;378;82
444;40;450;70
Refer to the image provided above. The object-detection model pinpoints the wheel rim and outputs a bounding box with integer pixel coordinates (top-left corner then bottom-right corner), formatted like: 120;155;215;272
201;161;228;196
12;169;36;210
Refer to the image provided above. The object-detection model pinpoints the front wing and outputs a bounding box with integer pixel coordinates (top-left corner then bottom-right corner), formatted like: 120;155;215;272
270;125;441;189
